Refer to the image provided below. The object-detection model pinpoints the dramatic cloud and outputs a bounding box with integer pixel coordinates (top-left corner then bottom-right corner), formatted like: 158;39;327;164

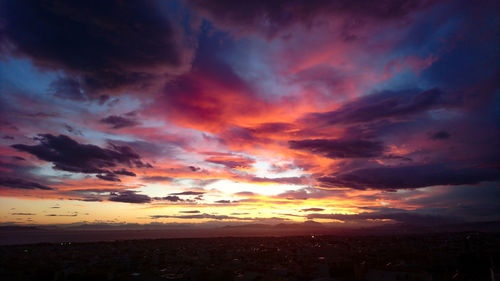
159;196;184;202
112;169;136;177
0;0;194;96
12;134;150;181
96;173;121;182
188;0;434;38
318;164;500;190
0;177;54;190
206;156;255;169
169;191;205;196
46;213;78;217
99;115;139;129
430;130;451;140
179;210;201;214
109;191;151;204
289;139;385;158
234;192;256;196
49;77;86;101
302;208;324;212
303;88;445;126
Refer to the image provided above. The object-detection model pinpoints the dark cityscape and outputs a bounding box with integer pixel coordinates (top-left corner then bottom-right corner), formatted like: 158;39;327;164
1;232;499;281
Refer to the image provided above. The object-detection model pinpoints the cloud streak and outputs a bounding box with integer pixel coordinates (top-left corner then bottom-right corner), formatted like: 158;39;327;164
318;164;500;190
12;134;151;181
0;177;54;190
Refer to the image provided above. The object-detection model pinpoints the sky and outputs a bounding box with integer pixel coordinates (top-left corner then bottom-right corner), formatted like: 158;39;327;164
0;0;499;229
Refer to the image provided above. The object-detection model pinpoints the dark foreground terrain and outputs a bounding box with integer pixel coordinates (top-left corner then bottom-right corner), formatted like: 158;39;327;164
0;232;499;281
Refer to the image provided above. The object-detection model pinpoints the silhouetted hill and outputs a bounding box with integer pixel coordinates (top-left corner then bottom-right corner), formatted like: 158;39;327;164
1;221;499;245
0;225;39;231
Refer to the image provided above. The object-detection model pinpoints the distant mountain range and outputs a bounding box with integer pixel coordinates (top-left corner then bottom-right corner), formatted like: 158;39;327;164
1;221;499;245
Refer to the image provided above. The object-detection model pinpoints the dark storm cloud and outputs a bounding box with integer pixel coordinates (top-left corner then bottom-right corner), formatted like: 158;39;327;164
25;112;60;118
49;77;86;100
289;139;385;158
304;88;444;126
109;139;180;160
234;191;256;196
317;164;500;190
63;124;83;136
96;173;121;182
46;213;78;217
221;122;294;143
63;188;111;202
68;188;122;195
302;208;324;212
430;130;451;140
206;156;255;169
179;210;201;214
0;177;54;190
112;169;136;177
98;95;110;105
169;191;205;196
108;191;151;204
159;196;184;202
10;213;36;216
11;134;151;180
100;115;139;129
188;0;433;38
189;166;200;172
0;0;193;96
215;200;231;204
154;194;205;203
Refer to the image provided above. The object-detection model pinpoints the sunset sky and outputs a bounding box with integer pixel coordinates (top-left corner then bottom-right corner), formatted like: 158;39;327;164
0;0;499;228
